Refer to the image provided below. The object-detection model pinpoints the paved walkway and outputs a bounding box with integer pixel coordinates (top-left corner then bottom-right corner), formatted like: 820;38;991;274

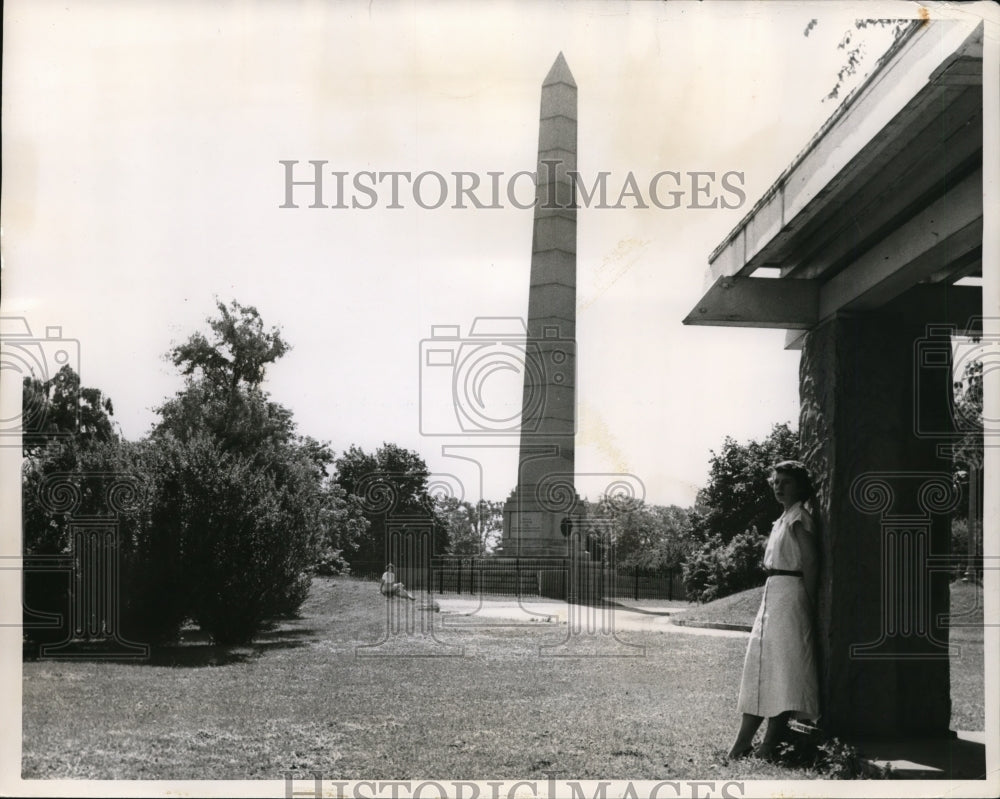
435;596;749;637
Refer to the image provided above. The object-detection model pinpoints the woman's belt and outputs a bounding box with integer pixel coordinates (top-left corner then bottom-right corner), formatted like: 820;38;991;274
766;569;803;577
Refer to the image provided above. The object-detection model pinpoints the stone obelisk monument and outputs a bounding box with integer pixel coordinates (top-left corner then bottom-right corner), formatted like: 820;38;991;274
502;53;584;570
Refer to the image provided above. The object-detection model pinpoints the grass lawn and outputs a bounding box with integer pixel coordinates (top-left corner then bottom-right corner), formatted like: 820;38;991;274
948;580;986;732
22;578;828;781
22;577;985;781
671;588;763;630
673;580;985;731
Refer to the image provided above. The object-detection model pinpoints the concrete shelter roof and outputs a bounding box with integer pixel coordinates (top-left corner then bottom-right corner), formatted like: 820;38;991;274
684;19;985;347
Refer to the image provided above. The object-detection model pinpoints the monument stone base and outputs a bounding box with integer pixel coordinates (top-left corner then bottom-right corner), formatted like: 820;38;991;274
500;488;602;602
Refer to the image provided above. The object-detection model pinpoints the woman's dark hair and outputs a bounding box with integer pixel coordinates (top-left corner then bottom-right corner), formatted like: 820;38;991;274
771;460;814;502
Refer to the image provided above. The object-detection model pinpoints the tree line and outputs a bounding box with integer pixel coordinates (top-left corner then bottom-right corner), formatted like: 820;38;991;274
14;299;801;649
23;301;450;647
23;300;983;649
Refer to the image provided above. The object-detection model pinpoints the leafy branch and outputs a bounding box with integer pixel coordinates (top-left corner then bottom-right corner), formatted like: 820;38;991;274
805;18;913;102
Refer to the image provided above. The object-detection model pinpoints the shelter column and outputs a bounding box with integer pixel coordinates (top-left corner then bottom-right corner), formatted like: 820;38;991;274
799;310;957;737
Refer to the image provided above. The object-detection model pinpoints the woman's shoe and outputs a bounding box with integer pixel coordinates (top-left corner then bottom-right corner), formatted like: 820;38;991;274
753;743;779;762
727;743;753;760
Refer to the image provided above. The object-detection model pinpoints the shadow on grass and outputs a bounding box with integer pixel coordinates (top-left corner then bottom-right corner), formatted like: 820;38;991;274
22;626;321;668
147;637;315;667
603;600;675;617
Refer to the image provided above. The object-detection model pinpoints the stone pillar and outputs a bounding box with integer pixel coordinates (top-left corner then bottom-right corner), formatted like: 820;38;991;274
799;309;958;737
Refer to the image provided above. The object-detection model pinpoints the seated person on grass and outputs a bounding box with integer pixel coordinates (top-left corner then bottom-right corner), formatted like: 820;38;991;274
380;563;417;601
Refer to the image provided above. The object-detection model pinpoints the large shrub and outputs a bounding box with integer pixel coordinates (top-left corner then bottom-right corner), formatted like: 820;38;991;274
682;528;767;603
21;436;184;648
145;301;349;643
151;434;325;645
21;367;126;648
23;302;361;651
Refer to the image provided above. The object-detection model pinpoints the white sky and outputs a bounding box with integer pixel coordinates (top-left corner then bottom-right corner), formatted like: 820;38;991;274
2;0;916;507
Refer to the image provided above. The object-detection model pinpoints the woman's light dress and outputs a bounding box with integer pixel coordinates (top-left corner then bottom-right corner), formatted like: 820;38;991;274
736;501;820;720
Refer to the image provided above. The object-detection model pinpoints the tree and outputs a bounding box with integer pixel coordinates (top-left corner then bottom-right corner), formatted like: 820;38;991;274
689;422;800;546
681;423;800;602
953;357;984;476
20;429;193;646
147;300;340;642
154;299;294;455
21;365;117;456
682;530;767;604
20;369;134;647
168;299;289;396
334;443;443;567
584;496;693;571
149;432;328;643
21;302;356;647
951;354;985;578
638;505;694;571
313;480;370;576
437;497;504;556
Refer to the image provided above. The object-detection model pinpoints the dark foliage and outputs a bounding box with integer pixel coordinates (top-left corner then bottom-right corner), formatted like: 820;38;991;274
689;422;799;546
681;423;799;602
334;443;444;567
682;529;767;604
23;301;360;649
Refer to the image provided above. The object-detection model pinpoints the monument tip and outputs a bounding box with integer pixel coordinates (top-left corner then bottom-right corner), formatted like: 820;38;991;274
544;51;576;88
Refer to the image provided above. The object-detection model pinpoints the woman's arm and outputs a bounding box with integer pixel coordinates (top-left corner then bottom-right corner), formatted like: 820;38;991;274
792;520;819;611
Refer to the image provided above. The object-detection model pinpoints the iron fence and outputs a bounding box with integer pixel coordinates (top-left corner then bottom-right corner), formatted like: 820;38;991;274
344;557;686;601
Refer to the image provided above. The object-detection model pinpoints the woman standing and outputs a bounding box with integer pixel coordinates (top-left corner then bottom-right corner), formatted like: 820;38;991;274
728;460;820;759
